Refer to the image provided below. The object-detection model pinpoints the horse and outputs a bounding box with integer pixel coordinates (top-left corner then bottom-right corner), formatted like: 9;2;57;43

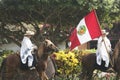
0;39;58;80
79;39;120;80
112;39;120;79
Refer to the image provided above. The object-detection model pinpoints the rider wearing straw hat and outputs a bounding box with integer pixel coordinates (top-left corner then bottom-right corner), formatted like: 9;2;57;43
96;29;112;68
20;30;37;70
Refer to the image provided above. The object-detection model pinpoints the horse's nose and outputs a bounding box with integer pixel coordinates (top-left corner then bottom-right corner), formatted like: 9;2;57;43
55;47;59;52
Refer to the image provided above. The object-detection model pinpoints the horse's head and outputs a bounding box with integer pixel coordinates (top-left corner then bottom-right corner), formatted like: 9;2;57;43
43;39;59;53
37;39;59;58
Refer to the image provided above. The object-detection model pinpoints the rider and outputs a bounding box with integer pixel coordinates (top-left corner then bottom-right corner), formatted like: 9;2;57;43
96;29;113;70
20;30;37;70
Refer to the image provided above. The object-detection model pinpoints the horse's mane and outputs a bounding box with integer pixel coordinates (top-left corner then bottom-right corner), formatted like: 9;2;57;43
37;42;45;59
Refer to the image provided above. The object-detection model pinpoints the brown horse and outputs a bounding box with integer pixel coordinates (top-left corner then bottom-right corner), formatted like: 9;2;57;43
79;39;120;80
0;39;58;80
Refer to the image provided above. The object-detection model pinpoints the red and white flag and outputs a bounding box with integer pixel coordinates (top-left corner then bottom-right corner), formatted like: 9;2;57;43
69;10;102;50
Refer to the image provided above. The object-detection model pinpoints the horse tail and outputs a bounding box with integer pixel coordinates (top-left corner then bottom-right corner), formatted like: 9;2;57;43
0;58;7;79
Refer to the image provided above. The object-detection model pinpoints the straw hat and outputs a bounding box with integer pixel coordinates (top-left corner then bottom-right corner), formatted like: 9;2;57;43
24;30;35;36
101;29;109;35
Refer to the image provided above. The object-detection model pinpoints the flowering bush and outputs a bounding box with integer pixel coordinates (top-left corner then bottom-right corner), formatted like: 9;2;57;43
53;49;96;77
54;50;79;75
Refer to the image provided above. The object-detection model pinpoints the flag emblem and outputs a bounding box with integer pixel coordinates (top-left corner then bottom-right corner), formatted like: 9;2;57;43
69;10;102;50
77;25;86;35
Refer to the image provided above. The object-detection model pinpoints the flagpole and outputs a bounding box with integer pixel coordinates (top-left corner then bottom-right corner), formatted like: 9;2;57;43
93;9;102;30
103;39;113;67
94;9;113;67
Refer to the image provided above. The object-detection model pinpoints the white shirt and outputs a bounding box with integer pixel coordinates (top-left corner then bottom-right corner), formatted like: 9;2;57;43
96;36;112;67
20;36;34;66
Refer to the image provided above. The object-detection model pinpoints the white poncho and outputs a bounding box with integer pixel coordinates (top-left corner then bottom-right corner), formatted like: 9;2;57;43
20;37;34;67
96;36;112;67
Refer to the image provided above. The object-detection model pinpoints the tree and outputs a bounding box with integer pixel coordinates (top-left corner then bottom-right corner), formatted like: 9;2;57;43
0;0;120;47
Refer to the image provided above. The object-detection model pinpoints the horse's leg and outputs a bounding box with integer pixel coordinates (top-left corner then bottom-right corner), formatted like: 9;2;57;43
38;72;43;80
42;72;48;80
39;72;48;80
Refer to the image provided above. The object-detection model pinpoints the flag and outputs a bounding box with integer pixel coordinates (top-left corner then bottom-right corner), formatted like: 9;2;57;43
69;10;102;50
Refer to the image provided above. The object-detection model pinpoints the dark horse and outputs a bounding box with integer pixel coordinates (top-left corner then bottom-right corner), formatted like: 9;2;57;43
0;39;58;80
79;39;120;80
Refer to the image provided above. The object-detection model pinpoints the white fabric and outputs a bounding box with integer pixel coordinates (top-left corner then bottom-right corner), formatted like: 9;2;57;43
76;18;92;44
96;36;112;67
20;37;34;67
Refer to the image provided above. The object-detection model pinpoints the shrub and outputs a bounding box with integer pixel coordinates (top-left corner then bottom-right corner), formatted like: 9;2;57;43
52;49;96;79
0;50;13;66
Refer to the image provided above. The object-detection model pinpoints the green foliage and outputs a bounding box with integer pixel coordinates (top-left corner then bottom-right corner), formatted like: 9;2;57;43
0;0;120;45
53;49;117;80
53;49;96;79
0;0;120;26
0;50;13;66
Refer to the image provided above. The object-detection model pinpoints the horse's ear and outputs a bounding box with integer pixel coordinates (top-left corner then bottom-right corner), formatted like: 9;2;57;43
43;39;47;46
44;38;49;41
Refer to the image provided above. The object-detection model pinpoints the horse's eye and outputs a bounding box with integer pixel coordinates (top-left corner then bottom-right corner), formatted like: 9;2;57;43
45;41;48;46
50;44;52;47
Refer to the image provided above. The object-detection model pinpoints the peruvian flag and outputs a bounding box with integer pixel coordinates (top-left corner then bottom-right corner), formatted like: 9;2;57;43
69;10;102;50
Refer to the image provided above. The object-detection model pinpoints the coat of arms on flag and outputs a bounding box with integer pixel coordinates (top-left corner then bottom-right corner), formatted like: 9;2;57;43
77;25;86;35
69;10;102;50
